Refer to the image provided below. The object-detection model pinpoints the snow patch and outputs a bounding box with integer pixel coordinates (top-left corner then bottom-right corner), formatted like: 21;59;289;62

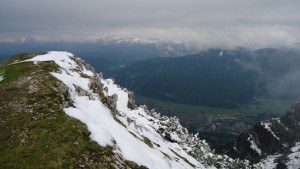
247;134;261;155
286;142;300;169
219;51;223;56
26;51;76;69
0;75;3;82
291;142;300;152
259;142;300;168
261;121;280;140
258;154;280;169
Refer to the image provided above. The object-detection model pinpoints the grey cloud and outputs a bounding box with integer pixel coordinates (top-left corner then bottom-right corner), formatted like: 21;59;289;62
0;0;300;49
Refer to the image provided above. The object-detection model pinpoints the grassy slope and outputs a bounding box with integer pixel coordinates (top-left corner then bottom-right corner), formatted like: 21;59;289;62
136;95;294;117
0;53;142;169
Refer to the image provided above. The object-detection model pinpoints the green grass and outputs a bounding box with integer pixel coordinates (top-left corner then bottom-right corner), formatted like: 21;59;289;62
136;95;294;117
1;62;32;82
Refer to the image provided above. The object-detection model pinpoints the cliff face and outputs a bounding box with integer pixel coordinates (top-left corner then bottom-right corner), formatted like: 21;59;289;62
220;103;300;168
0;51;250;169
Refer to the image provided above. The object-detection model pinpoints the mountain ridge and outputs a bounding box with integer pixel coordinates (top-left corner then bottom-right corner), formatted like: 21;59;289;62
0;51;250;168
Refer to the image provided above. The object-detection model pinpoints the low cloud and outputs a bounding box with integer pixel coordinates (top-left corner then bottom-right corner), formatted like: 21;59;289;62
1;0;300;49
268;69;300;99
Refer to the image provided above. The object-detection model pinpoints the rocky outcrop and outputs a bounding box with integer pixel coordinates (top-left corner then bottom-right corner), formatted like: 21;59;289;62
220;103;300;166
73;57;95;73
56;81;73;109
89;73;104;94
127;91;136;109
107;94;118;111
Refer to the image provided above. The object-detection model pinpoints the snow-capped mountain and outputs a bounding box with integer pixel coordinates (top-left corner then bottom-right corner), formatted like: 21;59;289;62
221;103;300;168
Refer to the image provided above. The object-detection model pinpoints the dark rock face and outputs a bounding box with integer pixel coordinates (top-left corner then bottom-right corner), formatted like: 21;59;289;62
220;103;300;163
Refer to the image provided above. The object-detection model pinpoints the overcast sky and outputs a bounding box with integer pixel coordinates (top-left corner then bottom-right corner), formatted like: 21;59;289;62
1;0;300;49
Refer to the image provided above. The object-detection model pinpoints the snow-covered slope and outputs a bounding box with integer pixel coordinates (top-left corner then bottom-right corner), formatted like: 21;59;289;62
23;51;249;169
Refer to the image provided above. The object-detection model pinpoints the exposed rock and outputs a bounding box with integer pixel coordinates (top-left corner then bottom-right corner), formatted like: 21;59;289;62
107;94;118;111
127;91;136;109
89;73;104;94
56;81;68;94
56;81;72;108
75;86;87;96
28;79;39;94
73;57;95;73
103;87;108;93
